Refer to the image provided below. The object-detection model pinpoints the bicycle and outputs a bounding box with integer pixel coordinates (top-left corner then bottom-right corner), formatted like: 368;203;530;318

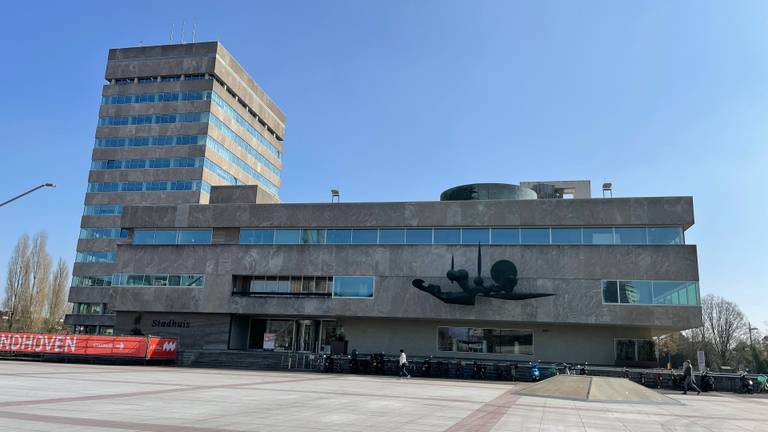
755;374;768;393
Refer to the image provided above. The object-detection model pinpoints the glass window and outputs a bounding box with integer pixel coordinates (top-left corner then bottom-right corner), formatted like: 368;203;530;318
687;282;699;305
249;276;267;292
602;280;619;303
551;228;581;244
637;340;656;361
277;276;290;293
274;229;301;244
434;228;460;244
406;229;432;244
351;229;378;244
133;230;154;244
647;227;683;245
379;229;405;244
652;281;689;305
153;230;178;244
583;227;614;244
491;228;520;244
99;326;115;336
178;230;212;244
462;228;489;244
618;280;653;304
265;320;294;351
301;277;315;293
614;227;647;244
326;229;352;244
333;276;374;298
301;229;326;244
437;327;533;355
181;275;204;287
148;275;169;286
520;228;550;244
240;229;275;244
315;277;330;293
615;339;636;361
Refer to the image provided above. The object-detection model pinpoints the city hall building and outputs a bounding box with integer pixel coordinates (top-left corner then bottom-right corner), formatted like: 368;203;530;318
68;42;701;366
74;181;700;366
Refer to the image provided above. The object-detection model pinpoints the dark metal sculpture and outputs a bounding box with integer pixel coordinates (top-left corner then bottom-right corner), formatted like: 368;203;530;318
412;245;554;305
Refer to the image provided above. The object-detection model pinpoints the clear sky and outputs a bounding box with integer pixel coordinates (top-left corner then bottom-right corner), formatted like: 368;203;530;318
0;1;766;329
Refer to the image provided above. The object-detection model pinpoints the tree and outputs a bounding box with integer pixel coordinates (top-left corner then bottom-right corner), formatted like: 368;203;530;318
45;258;70;332
3;234;31;331
701;294;748;367
2;232;69;333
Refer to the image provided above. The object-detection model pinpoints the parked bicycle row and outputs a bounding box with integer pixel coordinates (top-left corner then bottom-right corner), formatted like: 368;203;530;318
308;351;768;394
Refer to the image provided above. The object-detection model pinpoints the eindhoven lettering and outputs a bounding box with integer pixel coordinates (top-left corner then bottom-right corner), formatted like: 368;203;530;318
151;319;190;328
0;334;78;353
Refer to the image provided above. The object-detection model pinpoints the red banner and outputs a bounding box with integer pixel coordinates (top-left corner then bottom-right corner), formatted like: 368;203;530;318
146;337;177;360
0;332;176;360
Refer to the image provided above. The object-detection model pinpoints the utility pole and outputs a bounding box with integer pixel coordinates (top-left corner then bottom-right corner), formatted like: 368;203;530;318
748;322;759;371
0;183;56;208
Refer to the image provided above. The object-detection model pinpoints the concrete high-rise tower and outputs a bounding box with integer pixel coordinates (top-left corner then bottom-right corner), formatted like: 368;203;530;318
67;42;285;334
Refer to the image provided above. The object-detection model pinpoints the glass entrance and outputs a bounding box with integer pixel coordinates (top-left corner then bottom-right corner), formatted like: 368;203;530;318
296;320;317;352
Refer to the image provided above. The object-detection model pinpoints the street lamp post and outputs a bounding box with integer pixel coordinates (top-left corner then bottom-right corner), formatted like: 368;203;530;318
748;321;759;371
0;183;56;208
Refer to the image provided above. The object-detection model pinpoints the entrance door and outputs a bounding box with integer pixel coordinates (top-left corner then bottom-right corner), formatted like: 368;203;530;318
248;319;267;349
296;320;317;352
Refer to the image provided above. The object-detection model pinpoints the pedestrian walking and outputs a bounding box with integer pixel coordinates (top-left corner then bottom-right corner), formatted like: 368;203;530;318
682;360;701;395
399;349;410;379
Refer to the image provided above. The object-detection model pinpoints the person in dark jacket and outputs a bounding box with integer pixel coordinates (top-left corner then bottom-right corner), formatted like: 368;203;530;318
682;360;701;395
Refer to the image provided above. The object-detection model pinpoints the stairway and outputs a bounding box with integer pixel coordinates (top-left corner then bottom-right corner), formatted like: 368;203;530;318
178;350;290;370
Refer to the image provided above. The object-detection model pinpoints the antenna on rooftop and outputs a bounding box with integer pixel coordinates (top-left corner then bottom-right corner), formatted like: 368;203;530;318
169;24;175;44
180;20;186;44
192;20;197;43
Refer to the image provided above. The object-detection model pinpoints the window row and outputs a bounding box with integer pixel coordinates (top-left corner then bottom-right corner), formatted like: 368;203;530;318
438;327;533;355
210;92;281;159
232;275;374;298
205;136;280;195
93;132;280;181
73;325;114;335
209;114;281;174
113;74;209;85
602;280;699;306
71;273;204;287
207;120;281;177
75;252;116;263
113;273;205;287
102;90;212;105
203;158;245;186
73;303;112;315
79;228;128;239
239;226;684;245
133;229;212;245
616;339;656;362
95;134;206;148
91;157;204;170
83;204;123;216
87;180;210;193
71;275;114;287
110;73;282;142
98;111;209;126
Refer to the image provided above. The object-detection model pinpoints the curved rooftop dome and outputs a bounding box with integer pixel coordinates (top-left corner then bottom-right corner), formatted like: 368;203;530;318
439;183;538;201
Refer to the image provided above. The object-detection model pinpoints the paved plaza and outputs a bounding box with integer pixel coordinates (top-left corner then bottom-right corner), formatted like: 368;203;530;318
0;360;764;432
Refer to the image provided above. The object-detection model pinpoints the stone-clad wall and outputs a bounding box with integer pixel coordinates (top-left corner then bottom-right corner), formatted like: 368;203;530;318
121;196;695;229
95;243;701;329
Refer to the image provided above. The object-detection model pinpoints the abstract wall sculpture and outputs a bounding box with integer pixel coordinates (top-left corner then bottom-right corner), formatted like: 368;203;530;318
412;245;555;305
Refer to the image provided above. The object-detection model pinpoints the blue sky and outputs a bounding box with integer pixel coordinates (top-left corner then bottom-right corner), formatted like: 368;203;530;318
0;1;766;328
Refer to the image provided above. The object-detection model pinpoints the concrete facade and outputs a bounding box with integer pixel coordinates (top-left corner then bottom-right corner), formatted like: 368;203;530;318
94;186;701;366
68;42;286;335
